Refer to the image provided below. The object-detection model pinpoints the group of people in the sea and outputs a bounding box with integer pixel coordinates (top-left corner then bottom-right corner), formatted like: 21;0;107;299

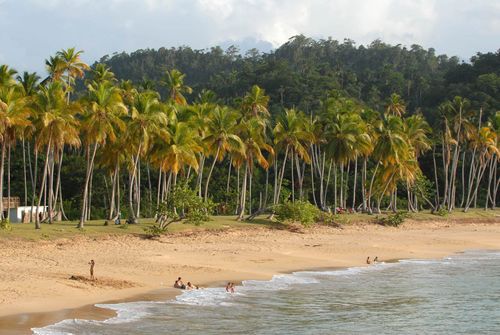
173;276;237;293
366;256;379;264
174;277;199;290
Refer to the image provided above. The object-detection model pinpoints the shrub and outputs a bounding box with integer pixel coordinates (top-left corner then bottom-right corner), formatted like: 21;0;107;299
151;185;215;236
0;218;12;231
433;207;448;217
376;211;410;227
275;200;320;227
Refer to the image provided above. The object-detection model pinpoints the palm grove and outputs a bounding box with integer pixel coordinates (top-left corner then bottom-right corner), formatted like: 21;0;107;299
0;37;499;229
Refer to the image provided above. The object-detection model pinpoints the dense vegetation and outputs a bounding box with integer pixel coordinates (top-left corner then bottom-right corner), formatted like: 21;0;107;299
0;36;498;229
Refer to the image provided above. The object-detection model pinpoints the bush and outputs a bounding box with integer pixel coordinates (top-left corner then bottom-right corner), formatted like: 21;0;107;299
0;218;12;231
143;224;168;238
433;207;448;217
275;200;320;227
376;211;410;227
153;185;215;234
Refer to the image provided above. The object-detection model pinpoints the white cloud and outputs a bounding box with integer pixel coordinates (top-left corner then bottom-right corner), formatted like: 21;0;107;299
0;0;498;72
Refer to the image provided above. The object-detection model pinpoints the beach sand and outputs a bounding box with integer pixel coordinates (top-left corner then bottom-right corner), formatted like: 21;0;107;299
1;217;499;334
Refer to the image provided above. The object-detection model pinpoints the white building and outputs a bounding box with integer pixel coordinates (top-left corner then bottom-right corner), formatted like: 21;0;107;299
2;197;48;223
8;206;48;223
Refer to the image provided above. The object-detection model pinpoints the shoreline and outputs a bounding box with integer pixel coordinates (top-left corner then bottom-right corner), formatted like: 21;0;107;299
0;217;499;334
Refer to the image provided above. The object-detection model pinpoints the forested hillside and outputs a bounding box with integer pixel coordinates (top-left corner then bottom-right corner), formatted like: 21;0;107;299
1;36;499;226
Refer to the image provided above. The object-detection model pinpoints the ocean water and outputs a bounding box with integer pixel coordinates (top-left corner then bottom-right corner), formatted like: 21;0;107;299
33;250;500;335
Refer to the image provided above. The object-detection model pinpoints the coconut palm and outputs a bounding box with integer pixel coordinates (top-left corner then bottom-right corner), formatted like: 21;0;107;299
32;82;81;227
242;85;270;118
78;82;127;227
56;48;89;99
385;93;406;117
161;69;192;105
236;117;274;220
0;85;31;219
126;91;168;221
203;106;244;201
273;108;313;205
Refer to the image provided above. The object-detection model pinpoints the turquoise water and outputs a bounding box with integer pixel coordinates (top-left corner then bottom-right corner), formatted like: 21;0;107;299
33;250;500;334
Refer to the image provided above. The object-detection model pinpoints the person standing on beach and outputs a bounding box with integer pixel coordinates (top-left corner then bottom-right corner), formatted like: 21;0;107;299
366;257;371;264
89;260;95;280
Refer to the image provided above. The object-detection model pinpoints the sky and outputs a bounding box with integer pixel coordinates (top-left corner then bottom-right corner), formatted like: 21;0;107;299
0;0;499;73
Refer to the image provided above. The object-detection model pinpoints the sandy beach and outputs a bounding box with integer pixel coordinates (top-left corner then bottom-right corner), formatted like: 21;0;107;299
1;216;500;334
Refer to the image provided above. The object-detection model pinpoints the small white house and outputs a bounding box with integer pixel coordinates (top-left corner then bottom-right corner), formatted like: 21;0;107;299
9;206;48;223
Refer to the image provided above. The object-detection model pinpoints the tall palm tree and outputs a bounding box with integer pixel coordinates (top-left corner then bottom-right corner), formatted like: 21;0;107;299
203;106;244;201
161;69;192;105
0;85;31;219
151;121;202;186
78;82;127;227
32;82;81;227
56;48;89;101
126;91;168;221
273;108;313;205
242;85;270;118
236;117;274;220
385;93;406;117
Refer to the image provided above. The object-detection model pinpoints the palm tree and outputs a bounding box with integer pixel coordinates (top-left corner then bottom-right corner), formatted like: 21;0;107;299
126;91;168;221
385;93;406;117
236;117;274;220
0;65;18;87
273;109;313;206
56;48;89;102
161;69;192;105
0;85;31;219
242;85;270;118
32;82;81;227
151;121;202;186
78;82;127;227
203;106;244;201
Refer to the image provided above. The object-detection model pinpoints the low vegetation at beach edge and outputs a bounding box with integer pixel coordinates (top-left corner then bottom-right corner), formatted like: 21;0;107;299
1;209;498;241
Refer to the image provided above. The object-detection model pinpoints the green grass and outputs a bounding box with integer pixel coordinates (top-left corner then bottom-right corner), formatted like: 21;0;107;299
0;209;498;241
0;216;269;241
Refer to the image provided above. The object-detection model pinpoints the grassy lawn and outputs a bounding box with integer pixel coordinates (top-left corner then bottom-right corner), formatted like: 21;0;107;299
0;209;498;241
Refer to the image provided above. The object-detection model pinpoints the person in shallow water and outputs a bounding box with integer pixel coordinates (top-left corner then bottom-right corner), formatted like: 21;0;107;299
186;282;199;290
225;282;235;293
373;256;379;263
174;277;186;289
366;257;371;264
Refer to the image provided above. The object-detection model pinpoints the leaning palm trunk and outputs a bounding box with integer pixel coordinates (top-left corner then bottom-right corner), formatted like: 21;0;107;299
352;157;358;211
36;138;52;229
204;144;221;201
237;163;249;220
0;141;5;219
79;143;98;228
464;154;490;211
367;162;380;214
128;143;142;221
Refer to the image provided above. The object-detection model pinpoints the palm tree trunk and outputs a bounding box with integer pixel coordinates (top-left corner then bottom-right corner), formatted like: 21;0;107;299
291;151;295;202
31;147;38;223
367;162;380;214
263;167;269;209
109;170;117;220
79;143;98;228
22;138;28;206
274;145;290;206
6;144;11;219
432;145;440;208
334;163;338;213
361;157;367;212
204;144;221;201
36;138;52;229
0;141;5;220
156;168;162;210
237;163;248;220
128;143;142;221
197;154;205;197
352;157;358;211
248;168;253;215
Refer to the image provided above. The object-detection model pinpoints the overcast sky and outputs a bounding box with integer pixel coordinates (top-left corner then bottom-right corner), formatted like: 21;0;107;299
1;0;499;73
